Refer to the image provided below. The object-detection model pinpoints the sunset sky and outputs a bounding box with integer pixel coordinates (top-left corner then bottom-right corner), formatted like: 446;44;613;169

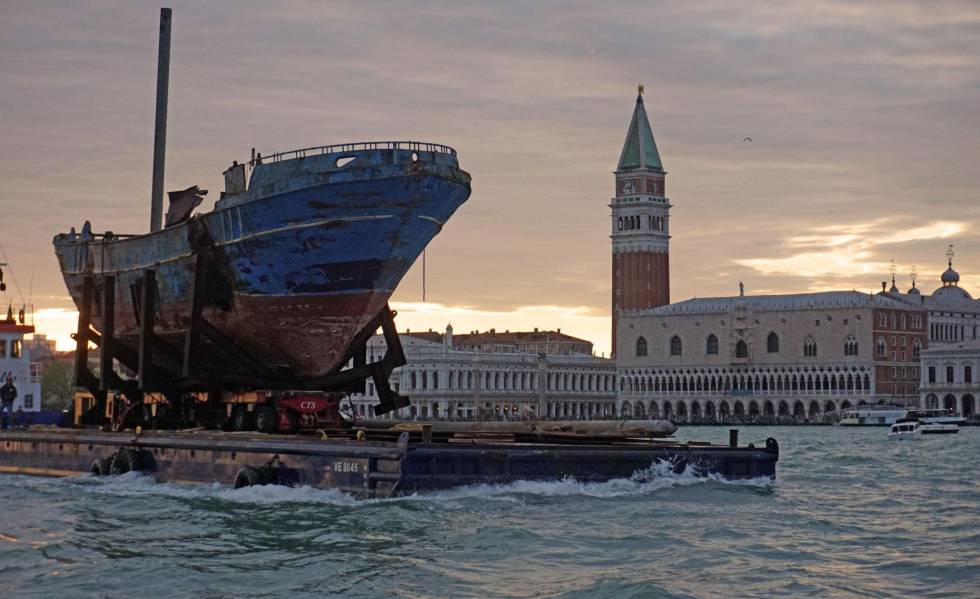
2;1;979;355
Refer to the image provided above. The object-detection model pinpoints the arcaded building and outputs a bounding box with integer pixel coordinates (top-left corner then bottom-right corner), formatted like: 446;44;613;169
609;88;927;422
350;326;617;421
616;289;927;421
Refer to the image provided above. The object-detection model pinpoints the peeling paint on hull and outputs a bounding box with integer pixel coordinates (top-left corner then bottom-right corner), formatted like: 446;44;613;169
53;145;471;378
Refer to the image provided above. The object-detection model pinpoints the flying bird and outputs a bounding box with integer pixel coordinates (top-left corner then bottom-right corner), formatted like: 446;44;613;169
743;137;753;142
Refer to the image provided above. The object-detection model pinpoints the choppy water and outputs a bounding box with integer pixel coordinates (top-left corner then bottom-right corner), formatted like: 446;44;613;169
1;426;978;598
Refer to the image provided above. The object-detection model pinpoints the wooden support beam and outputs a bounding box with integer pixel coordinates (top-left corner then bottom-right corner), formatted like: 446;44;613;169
73;276;94;389
138;270;157;389
182;254;206;377
99;275;115;394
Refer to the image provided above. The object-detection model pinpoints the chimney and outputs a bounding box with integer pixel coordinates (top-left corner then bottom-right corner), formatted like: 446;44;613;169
881;282;887;293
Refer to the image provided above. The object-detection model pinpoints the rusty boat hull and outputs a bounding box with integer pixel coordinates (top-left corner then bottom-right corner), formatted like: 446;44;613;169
53;142;470;381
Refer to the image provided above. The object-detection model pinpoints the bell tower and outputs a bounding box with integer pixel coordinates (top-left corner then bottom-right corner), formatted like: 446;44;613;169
611;85;670;355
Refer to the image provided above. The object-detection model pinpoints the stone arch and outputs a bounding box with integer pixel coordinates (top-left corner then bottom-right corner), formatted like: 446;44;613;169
764;400;775;416
767;331;780;353
823;399;836;413
733;400;745;416
663;401;673;419
675;401;688;420
925;393;938;409
635;402;646;418
962;394;975;418
736;340;748;358
840;400;853;411
943;394;957;411
808;401;821;417
748;400;760;416
704;401;717;420
621;401;632;417
793;400;805;418
719;400;731;418
778;400;790;416
648;400;660;418
691;401;702;420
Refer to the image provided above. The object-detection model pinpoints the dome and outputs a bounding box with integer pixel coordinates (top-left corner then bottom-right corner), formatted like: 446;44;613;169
907;286;920;295
932;285;972;300
941;265;960;284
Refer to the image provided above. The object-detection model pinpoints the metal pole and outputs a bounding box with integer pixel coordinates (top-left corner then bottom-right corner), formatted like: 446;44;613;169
149;8;172;232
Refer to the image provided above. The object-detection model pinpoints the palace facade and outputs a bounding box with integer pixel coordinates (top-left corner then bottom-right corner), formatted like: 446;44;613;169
350;326;616;420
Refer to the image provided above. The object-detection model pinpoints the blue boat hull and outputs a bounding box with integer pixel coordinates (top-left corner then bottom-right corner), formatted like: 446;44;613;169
54;143;470;378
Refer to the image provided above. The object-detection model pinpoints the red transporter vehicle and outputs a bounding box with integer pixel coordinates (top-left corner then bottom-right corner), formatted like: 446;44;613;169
225;392;350;435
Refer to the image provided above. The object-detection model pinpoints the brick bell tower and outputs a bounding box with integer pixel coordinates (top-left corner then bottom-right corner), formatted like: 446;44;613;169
611;85;670;356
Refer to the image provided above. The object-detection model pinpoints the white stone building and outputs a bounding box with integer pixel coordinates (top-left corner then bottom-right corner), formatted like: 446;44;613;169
350;326;617;420
616;289;927;423
919;340;979;419
884;250;980;417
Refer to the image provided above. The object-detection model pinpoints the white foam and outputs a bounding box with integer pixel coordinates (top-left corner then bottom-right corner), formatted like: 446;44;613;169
69;460;774;506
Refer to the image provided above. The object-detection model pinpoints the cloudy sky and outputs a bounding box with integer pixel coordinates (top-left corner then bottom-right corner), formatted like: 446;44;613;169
2;1;979;355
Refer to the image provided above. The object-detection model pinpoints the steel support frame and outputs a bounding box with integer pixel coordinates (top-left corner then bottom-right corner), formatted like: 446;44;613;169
72;258;413;425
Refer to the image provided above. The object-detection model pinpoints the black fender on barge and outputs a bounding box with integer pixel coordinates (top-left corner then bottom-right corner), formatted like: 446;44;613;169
0;429;778;497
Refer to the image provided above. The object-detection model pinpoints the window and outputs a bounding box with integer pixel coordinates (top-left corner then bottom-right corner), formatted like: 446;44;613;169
879;313;886;327
901;336;906;346
636;336;648;357
23;394;33;409
803;336;817;357
767;332;779;353
891;367;897;378
736;340;748;358
670;336;682;356
0;340;5;358
966;366;973;383
877;337;886;357
913;339;921;360
928;367;936;383
618;217;623;231
890;335;896;346
706;334;719;355
844;335;858;356
10;340;20;359
947;366;955;383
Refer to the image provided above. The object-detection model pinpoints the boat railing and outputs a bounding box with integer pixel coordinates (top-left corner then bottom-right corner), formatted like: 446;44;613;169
252;141;457;166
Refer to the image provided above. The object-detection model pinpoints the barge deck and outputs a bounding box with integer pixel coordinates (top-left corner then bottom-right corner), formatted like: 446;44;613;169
0;428;778;497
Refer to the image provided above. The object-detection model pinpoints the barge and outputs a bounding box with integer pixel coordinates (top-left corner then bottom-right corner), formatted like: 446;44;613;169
0;427;778;497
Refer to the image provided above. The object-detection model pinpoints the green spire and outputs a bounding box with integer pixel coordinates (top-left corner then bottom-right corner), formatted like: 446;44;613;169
617;88;663;171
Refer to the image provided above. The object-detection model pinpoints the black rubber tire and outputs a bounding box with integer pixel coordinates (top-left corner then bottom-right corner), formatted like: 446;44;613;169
234;466;262;489
90;457;111;476
255;405;278;434
231;407;255;432
110;448;142;475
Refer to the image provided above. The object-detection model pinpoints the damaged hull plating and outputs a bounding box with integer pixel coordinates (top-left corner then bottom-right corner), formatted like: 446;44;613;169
53;142;470;380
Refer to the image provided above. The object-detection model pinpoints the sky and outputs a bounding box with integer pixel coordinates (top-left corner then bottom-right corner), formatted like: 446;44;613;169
2;1;979;355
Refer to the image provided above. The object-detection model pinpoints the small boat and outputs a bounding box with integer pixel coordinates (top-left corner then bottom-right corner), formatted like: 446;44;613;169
918;422;959;435
838;406;907;426
889;420;921;439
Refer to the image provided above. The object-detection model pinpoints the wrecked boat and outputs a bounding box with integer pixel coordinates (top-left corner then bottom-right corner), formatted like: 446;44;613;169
53;142;470;390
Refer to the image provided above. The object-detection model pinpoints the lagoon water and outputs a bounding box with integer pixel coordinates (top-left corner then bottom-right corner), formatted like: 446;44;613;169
0;426;978;598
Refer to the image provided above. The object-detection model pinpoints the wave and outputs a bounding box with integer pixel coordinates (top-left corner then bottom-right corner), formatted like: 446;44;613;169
67;460;775;507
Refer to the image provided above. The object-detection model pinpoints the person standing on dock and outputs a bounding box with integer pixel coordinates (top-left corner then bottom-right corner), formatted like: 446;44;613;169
0;377;17;429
